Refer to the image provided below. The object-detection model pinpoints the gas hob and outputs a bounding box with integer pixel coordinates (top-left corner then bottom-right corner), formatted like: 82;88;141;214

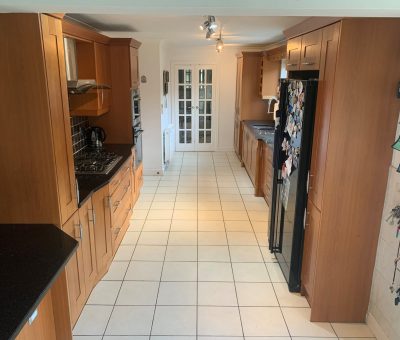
74;149;122;175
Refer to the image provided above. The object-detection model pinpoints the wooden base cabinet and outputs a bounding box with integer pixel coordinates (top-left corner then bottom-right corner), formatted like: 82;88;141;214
301;19;400;322
261;143;273;207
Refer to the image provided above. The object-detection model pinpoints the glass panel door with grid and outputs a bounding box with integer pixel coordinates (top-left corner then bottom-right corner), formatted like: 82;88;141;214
174;64;216;151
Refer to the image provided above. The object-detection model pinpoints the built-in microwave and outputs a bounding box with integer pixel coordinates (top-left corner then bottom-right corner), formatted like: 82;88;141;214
132;89;143;166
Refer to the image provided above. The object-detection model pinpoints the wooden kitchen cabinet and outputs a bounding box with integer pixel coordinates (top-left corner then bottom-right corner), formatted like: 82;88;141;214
286;35;302;71
130;46;140;89
79;199;98;293
260;55;280;99
261;143;273;207
286;29;322;71
62;211;86;327
91;185;113;279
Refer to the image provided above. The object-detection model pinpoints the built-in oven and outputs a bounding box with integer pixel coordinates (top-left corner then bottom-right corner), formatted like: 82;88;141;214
132;89;143;166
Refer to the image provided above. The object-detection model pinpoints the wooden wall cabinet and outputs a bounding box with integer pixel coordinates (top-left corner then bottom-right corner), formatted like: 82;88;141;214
286;30;322;71
301;19;400;322
260;56;281;99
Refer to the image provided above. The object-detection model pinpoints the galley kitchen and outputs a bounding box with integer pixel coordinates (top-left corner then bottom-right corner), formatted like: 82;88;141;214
0;2;400;340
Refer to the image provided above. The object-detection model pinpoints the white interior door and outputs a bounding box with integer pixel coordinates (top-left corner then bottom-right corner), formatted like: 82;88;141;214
174;64;217;151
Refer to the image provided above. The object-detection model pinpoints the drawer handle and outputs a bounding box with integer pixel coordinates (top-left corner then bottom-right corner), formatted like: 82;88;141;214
301;62;315;65
74;223;83;240
286;63;298;66
114;227;121;234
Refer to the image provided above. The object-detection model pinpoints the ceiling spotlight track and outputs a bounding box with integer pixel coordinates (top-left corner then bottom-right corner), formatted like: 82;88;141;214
200;15;218;40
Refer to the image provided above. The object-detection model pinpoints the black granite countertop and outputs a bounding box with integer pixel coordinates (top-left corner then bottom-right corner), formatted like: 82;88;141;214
243;120;275;149
76;144;134;207
0;224;77;340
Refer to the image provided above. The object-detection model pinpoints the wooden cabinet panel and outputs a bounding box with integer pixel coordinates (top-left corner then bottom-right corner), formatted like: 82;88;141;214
79;198;98;293
94;42;111;113
91;186;113;278
261;56;280;99
41;14;77;225
286;36;302;71
16;291;56;340
309;23;340;210
300;29;323;70
62;211;85;326
234;117;240;157
130;47;139;89
301;199;321;306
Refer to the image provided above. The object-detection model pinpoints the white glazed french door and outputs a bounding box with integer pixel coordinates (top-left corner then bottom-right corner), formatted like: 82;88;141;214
174;64;217;151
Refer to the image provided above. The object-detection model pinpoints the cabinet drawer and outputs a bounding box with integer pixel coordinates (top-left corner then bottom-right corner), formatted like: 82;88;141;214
111;193;132;250
110;171;131;216
109;160;131;195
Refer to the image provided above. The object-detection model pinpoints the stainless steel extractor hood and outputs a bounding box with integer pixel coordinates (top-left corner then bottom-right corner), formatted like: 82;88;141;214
63;37;111;94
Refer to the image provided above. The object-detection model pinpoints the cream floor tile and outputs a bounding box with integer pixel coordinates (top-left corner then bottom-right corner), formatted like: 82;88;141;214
229;246;264;262
248;210;269;222
198;282;238;306
198;220;225;231
252;221;268;232
177;186;198;194
241;195;266;203
198;262;234;282
102;261;129;281
150;201;175;210
170;219;198;231
131;245;166;261
134;201;152;210
153;194;176;202
142;219;171;232
232;263;271;282
138;231;169;245
198;210;224;221
244;202;268;211
158;180;179;187
116;281;159;305
142;187;157;194
224;220;253;232
198;194;220;202
227;232;258;246
240;307;289;337
281;307;336;337
105;306;154;335
151;306;197;336
87;281;122;305
175;193;198;202
266;263;286;282
223;210;250;221
255;232;268;246
128;220;144;232
138;193;155;202
161;261;197;281
157;281;197;305
260;247;277;262
273;283;309;307
125;261;163;281
198;201;222;211
198;232;228;246
174;201;198;210
331;323;375;338
113;245;135;261
221;201;246;210
147;210;173;220
239;187;255;195
219;187;240;194
198;245;231;262
132;210;149;219
156;186;178;194
73;305;114;335
219;193;243;201
198;307;243;336
236;282;278;306
121;231;140;245
173;209;198;220
198;187;219;194
165;245;197;261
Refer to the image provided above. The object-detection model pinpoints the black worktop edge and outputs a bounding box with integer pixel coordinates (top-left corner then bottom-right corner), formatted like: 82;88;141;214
6;226;78;340
243;120;275;146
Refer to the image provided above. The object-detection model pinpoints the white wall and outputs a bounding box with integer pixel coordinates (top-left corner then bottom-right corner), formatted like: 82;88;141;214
163;44;245;152
367;113;400;340
138;40;163;175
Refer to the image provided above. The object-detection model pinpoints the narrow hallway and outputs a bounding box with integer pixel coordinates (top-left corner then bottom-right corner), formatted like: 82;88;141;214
73;152;375;339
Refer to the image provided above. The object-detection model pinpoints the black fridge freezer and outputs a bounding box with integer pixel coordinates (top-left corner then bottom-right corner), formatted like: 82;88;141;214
268;79;318;292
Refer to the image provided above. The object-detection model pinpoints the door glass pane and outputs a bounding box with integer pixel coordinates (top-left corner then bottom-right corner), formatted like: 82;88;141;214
179;131;185;143
179;101;184;114
186;101;192;115
186;85;192;99
178;70;184;84
206;69;212;83
179;116;184;129
186;131;192;143
186;116;192;129
206;116;212;129
199;101;205;114
206;101;212;114
179;86;184;99
199;116;204;129
199;85;205;99
206;85;212;99
199;69;205;84
199;131;204;143
206;131;211;143
185;70;192;83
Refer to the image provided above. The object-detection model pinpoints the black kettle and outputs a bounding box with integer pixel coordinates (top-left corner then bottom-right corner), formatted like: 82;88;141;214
86;126;106;148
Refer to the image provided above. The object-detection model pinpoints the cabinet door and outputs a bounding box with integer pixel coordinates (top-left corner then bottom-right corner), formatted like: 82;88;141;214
79;198;98;293
130;47;139;89
92;185;113;278
62;211;86;327
308;22;340;210
234;117;240;156
41;14;77;225
286;36;302;71
235;57;243;118
300;29;323;70
301;199;321;305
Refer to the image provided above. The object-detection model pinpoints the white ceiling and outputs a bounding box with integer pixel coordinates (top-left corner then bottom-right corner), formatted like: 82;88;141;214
1;0;400;47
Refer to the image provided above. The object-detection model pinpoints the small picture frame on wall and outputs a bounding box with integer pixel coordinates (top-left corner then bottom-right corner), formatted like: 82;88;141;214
163;70;169;96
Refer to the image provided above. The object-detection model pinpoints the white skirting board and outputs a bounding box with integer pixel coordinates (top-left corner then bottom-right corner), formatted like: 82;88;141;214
366;313;389;340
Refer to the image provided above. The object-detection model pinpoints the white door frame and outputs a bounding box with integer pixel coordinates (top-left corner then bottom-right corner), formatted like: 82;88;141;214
172;63;218;152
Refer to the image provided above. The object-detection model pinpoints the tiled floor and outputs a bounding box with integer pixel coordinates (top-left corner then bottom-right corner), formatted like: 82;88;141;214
73;151;376;340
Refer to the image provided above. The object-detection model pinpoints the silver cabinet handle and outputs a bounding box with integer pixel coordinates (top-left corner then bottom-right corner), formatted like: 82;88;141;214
74;223;83;240
301;62;315;65
88;209;96;225
286;63;298;66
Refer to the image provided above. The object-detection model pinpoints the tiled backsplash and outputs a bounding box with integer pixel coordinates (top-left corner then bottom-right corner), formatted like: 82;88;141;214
70;116;89;156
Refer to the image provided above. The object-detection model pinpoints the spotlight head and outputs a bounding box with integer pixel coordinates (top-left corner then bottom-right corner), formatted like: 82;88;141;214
216;38;224;52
